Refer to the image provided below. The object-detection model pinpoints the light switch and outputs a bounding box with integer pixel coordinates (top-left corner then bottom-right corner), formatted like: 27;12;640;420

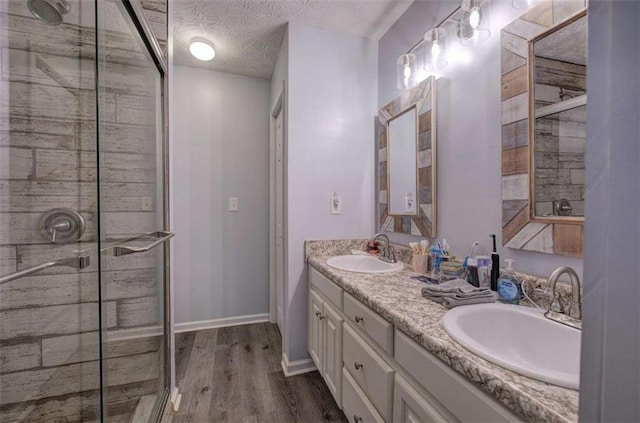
330;192;342;215
229;197;239;212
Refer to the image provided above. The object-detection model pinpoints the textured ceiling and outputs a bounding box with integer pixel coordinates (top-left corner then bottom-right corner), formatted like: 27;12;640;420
173;0;414;79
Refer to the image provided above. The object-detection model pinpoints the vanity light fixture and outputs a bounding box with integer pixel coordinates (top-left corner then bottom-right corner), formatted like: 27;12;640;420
189;38;216;61
424;28;448;72
397;54;418;90
395;0;493;90
458;0;491;46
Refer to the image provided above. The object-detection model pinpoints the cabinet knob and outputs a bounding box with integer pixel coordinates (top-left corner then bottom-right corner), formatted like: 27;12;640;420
354;415;363;423
319;315;326;320
354;362;363;370
315;311;322;317
355;315;364;323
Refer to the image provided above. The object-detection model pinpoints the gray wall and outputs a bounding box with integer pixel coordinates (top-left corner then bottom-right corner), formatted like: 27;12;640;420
284;22;378;362
580;1;640;421
173;66;271;324
377;0;583;279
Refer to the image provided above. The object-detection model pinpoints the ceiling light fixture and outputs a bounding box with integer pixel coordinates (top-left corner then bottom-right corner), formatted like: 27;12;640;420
189;38;216;61
512;0;533;9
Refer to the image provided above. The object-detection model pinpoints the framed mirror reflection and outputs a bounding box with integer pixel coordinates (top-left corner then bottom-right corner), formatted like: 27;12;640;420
500;0;587;257
377;76;436;237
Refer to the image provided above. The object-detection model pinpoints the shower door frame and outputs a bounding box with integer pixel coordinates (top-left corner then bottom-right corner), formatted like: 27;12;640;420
97;1;172;421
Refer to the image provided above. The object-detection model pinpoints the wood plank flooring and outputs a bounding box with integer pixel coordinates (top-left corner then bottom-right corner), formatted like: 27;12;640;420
165;323;347;423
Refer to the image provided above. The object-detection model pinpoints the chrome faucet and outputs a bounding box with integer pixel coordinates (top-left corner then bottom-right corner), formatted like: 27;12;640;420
371;233;396;263
544;266;582;330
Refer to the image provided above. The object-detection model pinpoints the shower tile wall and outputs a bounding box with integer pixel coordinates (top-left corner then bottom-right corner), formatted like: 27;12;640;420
534;57;587;216
0;0;167;421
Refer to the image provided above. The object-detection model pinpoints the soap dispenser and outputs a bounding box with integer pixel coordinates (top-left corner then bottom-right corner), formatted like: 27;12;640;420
497;259;522;304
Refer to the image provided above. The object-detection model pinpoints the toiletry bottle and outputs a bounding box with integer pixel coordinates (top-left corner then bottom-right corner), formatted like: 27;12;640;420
489;234;499;291
497;259;522;305
466;258;480;287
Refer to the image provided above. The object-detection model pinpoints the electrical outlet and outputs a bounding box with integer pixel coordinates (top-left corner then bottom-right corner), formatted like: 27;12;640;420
229;197;239;212
330;193;342;215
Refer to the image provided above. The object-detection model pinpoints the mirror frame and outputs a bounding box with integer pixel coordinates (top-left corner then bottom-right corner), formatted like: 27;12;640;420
500;0;586;257
377;76;437;237
386;105;419;217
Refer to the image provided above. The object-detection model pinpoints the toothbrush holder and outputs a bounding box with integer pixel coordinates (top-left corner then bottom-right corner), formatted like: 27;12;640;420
412;254;429;274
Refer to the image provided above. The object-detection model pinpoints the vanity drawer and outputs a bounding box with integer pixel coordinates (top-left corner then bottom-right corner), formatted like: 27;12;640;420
394;331;522;422
344;292;393;355
343;324;394;422
342;368;385;423
309;266;343;308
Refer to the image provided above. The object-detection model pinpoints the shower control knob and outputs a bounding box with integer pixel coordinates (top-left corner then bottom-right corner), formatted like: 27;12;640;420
39;208;86;244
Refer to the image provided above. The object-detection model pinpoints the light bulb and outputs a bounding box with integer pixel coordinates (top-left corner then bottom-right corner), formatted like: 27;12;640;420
403;64;412;78
469;7;481;29
189;39;216;61
431;41;441;60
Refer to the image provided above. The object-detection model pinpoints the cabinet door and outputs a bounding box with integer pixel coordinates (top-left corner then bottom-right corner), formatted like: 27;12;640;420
393;375;448;423
309;289;324;372
322;301;343;407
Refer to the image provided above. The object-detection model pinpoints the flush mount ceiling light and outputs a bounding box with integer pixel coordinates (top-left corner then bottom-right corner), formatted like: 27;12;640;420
189;38;216;61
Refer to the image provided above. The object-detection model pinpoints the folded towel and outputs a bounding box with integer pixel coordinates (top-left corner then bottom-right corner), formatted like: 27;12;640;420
422;278;491;296
421;278;496;309
427;292;497;309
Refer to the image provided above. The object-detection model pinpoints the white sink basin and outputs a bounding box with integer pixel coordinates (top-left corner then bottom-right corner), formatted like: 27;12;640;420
326;255;404;274
442;303;580;389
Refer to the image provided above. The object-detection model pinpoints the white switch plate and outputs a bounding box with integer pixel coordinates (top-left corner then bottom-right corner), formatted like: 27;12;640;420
229;197;239;212
330;193;342;215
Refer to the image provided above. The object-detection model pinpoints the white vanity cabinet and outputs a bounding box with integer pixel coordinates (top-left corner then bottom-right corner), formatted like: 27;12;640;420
309;268;344;407
307;264;524;423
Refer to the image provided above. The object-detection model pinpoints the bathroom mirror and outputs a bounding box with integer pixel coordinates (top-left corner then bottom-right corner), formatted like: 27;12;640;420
500;0;586;257
387;106;418;216
531;14;587;218
377;76;436;237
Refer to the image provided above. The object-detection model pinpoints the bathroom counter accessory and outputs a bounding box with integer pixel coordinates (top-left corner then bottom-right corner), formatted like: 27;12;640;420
306;251;579;423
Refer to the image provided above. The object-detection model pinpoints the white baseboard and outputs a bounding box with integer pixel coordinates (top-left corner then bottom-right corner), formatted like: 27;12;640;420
281;352;317;377
175;313;270;333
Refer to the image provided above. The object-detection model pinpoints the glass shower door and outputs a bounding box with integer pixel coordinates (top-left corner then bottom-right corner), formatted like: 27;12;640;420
0;0;103;421
96;1;170;422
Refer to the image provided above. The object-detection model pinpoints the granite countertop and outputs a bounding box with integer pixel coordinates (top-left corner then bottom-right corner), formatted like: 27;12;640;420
307;253;579;423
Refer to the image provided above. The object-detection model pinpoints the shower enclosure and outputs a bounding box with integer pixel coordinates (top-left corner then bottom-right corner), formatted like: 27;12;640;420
0;0;171;421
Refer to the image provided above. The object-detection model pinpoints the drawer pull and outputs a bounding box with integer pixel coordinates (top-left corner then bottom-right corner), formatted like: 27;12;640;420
354;416;363;423
319;315;326;320
315;311;322;317
354;361;363;370
354;315;364;323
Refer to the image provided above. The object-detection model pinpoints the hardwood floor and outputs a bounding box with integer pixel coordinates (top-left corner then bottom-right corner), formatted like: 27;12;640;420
165;323;347;423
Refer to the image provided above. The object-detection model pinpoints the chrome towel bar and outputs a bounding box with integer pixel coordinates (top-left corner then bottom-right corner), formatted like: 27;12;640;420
111;231;174;257
0;254;91;285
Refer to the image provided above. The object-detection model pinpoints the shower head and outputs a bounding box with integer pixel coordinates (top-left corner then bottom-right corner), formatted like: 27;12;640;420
27;0;70;25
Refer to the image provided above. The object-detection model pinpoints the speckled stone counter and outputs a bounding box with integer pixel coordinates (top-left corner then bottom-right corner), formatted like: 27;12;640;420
305;245;579;423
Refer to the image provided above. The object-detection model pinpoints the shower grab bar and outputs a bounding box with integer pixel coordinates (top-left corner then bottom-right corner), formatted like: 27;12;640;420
0;254;91;285
111;231;174;257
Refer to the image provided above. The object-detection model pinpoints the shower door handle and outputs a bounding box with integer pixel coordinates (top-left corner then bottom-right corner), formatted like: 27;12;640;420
111;231;174;257
0;253;91;285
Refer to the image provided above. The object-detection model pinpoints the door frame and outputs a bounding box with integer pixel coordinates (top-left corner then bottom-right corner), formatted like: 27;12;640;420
269;82;287;343
100;1;171;421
